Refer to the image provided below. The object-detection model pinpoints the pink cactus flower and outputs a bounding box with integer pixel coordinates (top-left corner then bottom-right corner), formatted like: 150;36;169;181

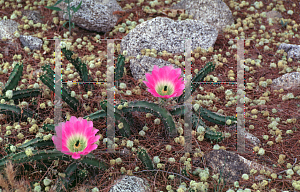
143;65;185;99
52;116;100;159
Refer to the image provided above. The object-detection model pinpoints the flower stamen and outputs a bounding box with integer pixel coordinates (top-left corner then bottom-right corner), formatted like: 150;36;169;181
74;140;80;149
162;85;168;94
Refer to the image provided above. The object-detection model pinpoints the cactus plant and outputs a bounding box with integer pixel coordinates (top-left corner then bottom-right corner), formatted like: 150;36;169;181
61;47;94;91
40;67;80;111
0;103;42;122
199;107;236;126
0;88;41;104
0;149;107;169
115;54;125;81
2;62;23;94
95;61;236;141
137;147;154;170
175;62;216;104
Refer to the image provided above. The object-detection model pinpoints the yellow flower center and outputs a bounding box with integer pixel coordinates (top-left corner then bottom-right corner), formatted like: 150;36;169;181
162;86;168;94
74;140;81;149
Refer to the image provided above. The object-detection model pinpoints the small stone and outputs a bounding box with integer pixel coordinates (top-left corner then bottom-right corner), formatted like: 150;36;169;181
271;72;300;91
109;175;151;192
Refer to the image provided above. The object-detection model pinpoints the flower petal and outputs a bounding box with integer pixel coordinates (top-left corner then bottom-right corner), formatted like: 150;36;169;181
69;116;78;122
62;121;74;139
148;88;162;97
52;136;62;151
166;70;181;84
61;144;69;152
55;122;64;138
72;153;81;159
87;135;100;146
83;144;98;153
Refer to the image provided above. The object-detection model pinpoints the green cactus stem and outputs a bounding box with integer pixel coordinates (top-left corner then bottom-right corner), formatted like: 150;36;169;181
199;107;237;125
0;103;42;122
115;54;125;81
40;71;80;111
120;100;177;137
137;147;154;170
0;89;41;104
175;62;216;104
2;62;23;93
61;47;94;92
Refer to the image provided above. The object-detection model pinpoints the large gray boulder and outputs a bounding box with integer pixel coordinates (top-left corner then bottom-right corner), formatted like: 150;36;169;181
55;0;123;33
169;0;234;31
129;56;185;82
121;17;218;58
120;16;218;81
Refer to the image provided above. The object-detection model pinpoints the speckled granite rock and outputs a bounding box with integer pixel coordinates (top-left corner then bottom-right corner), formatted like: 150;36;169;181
0;19;20;49
0;19;44;52
204;149;275;184
278;43;300;61
19;35;43;50
129;56;185;81
55;0;122;33
21;10;43;24
271;72;300;90
224;124;261;149
0;19;20;41
121;16;218;81
169;0;234;31
109;175;151;192
121;17;218;58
